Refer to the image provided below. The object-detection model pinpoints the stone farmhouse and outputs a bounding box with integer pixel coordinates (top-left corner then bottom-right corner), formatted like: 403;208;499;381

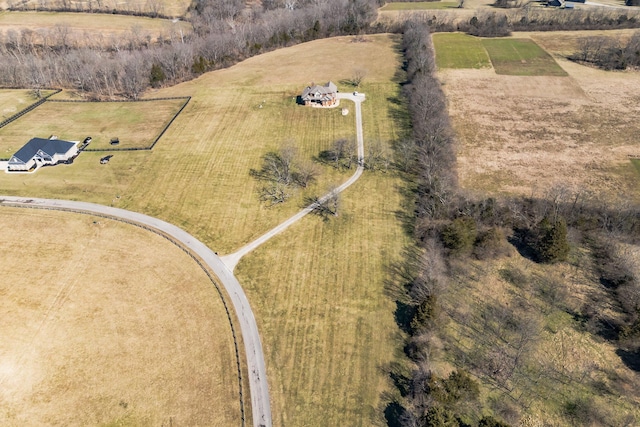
301;81;338;107
7;137;79;172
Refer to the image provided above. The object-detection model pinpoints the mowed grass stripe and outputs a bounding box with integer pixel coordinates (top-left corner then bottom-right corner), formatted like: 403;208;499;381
482;38;568;76
433;33;492;69
236;172;408;426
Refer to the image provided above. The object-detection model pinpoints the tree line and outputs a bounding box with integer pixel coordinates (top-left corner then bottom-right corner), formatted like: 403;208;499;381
0;0;381;99
5;0;640;100
570;30;640;70
385;16;640;427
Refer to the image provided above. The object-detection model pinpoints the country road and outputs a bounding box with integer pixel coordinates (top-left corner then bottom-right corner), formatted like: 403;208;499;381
0;196;272;427
221;92;366;271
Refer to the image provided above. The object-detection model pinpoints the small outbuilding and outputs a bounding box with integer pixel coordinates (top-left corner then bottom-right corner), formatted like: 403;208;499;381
301;81;338;107
7;137;79;172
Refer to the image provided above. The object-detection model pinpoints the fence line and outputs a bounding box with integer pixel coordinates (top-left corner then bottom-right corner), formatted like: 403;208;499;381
0;89;62;130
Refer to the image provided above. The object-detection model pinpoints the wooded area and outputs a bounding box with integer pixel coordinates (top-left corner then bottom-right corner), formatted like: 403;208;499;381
385;17;640;427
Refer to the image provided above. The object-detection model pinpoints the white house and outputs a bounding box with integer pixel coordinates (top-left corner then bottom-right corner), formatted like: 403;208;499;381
7;137;79;172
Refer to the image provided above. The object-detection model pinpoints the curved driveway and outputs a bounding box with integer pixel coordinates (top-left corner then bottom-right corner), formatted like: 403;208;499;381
221;92;366;271
0;195;271;427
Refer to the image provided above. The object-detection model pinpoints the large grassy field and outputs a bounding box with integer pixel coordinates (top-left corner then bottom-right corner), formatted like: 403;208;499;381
438;31;640;199
433;33;491;69
0;34;410;426
482;38;568;76
0;11;192;46
380;1;460;10
0;98;187;153
0;89;56;122
0;208;241;426
0;0;191;18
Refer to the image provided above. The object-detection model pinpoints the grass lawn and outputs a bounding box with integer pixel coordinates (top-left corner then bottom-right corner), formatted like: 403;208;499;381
380;1;460;10
0;98;188;153
482;38;568;76
0;34;410;425
433;33;491;69
0;208;241;426
0;89;56;122
236;171;409;426
0;11;192;45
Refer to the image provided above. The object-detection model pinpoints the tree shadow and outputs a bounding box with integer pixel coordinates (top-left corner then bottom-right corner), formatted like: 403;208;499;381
384;401;407;427
507;228;537;262
616;348;640;372
395;300;415;334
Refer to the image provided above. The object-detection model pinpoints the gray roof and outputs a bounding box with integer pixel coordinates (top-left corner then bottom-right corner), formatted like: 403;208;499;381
301;81;338;100
10;138;76;164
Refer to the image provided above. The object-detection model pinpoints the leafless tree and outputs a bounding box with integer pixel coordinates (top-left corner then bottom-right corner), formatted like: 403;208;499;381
292;159;320;188
349;67;367;88
259;182;291;206
307;186;340;219
365;139;391;172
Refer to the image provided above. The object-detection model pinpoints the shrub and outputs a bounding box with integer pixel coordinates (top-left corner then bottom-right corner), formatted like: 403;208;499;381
531;216;570;263
410;294;439;333
473;227;510;260
478;415;511;427
442;217;478;255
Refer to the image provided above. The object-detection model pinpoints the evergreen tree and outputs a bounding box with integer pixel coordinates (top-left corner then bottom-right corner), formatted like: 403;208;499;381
149;63;165;88
533;216;570;263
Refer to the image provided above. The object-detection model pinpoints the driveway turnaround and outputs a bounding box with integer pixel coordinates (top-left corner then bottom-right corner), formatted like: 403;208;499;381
0;196;272;427
221;92;366;272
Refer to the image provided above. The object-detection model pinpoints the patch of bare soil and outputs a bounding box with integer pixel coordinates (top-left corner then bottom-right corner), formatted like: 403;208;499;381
440;60;640;200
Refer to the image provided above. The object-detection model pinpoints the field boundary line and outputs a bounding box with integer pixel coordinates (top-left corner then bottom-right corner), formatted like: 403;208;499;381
0;200;248;427
0;89;62;131
0;93;191;153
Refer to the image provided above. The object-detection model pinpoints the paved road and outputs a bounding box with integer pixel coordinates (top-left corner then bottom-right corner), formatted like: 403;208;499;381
0;196;272;427
221;92;366;272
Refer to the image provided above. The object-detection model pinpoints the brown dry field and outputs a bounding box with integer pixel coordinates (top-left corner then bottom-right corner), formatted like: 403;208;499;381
439;31;640;201
0;11;192;47
0;208;240;426
0;0;191;18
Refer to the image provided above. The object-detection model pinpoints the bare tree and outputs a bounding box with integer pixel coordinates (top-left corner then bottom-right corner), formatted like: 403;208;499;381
349;67;367;88
259;182;291;206
293;159;320;188
307;186;340;220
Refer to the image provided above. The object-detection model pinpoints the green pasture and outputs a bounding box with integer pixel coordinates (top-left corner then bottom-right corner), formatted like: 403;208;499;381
380;1;460;10
0;98;187;153
433;33;491;69
482;38;568;76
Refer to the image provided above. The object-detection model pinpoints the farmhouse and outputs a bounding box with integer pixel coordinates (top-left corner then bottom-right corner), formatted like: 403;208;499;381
301;81;338;107
7;137;79;172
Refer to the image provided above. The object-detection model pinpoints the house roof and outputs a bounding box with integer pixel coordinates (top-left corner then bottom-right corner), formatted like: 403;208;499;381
10;138;76;164
301;81;338;100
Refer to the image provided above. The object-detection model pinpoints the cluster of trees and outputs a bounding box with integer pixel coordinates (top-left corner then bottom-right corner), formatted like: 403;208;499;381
250;145;319;205
411;8;640;35
571;31;640;70
0;0;381;99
